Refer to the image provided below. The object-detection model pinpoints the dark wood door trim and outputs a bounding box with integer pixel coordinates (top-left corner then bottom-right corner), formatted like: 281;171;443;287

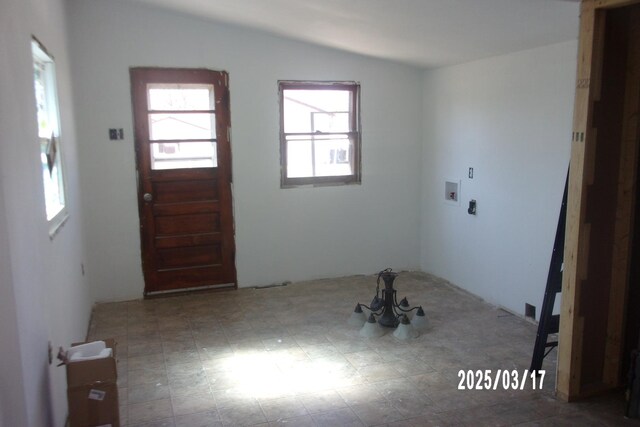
130;67;237;295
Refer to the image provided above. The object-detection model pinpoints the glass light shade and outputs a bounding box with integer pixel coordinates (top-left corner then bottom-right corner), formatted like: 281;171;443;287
398;297;411;318
412;307;428;330
359;314;385;338
348;303;367;327
393;315;418;340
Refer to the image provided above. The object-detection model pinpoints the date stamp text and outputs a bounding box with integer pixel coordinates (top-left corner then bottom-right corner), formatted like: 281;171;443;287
457;369;546;390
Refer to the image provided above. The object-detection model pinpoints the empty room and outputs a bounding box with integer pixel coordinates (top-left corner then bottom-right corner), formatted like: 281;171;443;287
2;0;640;426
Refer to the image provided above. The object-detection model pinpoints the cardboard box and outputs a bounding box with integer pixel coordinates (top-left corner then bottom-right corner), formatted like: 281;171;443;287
65;339;120;427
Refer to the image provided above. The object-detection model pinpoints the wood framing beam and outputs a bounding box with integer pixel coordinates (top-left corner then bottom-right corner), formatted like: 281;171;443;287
559;0;640;401
558;0;599;402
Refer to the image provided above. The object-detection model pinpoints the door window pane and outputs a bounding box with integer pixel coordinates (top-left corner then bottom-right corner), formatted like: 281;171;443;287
148;84;214;111
149;113;216;140
150;141;217;170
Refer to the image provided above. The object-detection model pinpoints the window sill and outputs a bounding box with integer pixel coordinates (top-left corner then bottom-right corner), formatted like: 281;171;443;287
48;210;69;239
281;177;361;189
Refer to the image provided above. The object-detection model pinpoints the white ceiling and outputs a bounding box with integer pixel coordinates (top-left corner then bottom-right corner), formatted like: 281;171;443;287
129;0;581;69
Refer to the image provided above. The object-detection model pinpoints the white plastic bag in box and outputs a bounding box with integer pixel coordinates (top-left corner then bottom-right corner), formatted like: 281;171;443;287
67;340;113;362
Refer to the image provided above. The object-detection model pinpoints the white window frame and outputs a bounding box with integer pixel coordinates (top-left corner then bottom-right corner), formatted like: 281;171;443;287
32;38;68;237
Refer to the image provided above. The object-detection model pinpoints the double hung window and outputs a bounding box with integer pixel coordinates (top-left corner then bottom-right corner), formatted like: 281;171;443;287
279;81;361;187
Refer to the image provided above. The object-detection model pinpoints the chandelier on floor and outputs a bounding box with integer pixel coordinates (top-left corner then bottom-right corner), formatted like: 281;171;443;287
349;268;427;339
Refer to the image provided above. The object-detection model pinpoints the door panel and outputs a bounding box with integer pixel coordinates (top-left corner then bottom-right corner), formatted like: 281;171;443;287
131;68;236;295
153;180;218;203
154;212;220;235
156;246;222;269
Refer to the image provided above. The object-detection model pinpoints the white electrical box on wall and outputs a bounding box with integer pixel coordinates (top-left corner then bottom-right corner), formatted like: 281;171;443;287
445;180;460;205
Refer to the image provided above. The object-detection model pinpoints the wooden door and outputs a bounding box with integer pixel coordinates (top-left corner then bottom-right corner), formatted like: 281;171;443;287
130;68;236;295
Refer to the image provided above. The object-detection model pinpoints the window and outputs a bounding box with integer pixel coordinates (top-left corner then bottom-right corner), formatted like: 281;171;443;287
32;38;67;235
279;81;361;187
146;83;218;170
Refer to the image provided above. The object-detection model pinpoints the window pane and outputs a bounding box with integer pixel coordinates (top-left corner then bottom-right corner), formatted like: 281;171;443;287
314;138;352;177
34;61;53;138
283;89;351;133
286;139;312;178
40;138;65;220
149;113;216;140
286;135;352;178
148;84;214;111
150;141;217;170
311;112;350;133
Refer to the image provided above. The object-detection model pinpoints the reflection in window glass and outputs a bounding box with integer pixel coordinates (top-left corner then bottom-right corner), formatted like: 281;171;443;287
150;141;217;170
286;135;352;178
32;39;66;225
148;84;214;111
310;112;350;134
282;89;351;134
149;113;216;141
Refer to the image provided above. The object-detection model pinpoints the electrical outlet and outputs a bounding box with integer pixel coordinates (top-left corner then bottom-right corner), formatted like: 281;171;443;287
468;199;477;215
468;167;474;179
525;303;536;320
109;128;124;140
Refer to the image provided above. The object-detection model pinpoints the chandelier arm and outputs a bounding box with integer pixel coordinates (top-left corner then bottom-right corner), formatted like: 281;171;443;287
396;306;421;314
391;292;420;313
359;302;384;315
392;305;404;317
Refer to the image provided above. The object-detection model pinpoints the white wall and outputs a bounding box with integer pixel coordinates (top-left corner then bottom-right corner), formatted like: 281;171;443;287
0;183;27;427
0;0;91;425
67;0;424;302
0;0;91;426
421;41;577;316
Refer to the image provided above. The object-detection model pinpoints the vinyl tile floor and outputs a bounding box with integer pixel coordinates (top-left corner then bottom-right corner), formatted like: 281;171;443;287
87;271;639;426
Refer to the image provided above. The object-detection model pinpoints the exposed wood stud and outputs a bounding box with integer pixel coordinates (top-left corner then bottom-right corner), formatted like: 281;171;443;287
559;0;640;401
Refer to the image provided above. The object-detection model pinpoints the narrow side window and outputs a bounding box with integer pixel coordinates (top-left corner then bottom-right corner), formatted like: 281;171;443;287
32;38;67;236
